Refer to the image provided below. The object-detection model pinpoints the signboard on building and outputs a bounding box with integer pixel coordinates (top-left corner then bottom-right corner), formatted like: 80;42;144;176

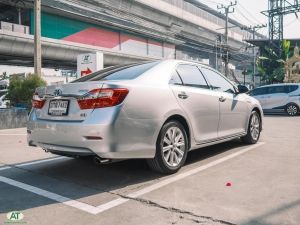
77;52;103;78
0;22;29;34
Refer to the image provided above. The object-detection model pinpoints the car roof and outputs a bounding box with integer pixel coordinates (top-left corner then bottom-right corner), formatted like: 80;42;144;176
255;83;300;89
161;59;211;67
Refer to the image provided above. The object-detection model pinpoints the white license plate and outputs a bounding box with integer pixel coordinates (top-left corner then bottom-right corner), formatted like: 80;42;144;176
48;100;69;116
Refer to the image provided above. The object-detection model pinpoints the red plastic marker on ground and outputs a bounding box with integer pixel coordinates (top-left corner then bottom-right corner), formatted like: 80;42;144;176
226;182;232;187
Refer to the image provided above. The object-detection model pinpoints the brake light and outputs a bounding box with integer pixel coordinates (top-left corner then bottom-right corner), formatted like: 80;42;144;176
77;88;129;110
32;93;45;109
31;93;46;109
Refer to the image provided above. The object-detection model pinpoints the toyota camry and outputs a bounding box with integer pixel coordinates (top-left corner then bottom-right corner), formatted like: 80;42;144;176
27;60;263;174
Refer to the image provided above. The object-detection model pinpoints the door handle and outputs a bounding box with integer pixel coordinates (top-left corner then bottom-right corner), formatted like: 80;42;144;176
178;92;188;99
219;96;226;102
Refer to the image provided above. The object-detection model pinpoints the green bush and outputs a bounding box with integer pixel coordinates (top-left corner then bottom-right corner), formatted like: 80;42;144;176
6;74;47;108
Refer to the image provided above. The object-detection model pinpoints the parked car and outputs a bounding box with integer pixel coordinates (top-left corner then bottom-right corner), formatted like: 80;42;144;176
248;83;300;116
0;92;9;109
27;60;263;174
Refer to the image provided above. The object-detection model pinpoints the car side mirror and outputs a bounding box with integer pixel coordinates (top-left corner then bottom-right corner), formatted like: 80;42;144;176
237;85;249;94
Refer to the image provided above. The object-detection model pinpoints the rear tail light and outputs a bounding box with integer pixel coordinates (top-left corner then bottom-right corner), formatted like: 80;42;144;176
32;93;45;109
77;88;129;110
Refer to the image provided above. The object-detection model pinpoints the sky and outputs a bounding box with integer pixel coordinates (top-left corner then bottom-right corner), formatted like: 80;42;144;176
199;0;300;39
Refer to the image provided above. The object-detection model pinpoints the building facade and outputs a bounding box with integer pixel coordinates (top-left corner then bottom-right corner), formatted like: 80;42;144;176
0;0;264;83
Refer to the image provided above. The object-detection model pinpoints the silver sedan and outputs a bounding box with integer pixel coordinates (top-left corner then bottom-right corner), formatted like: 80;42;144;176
27;60;263;174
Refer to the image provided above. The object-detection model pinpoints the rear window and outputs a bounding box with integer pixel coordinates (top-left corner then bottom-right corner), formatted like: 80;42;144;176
73;61;159;82
176;64;209;89
288;85;299;93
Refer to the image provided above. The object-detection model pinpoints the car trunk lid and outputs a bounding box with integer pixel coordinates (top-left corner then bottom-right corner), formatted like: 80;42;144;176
35;81;104;121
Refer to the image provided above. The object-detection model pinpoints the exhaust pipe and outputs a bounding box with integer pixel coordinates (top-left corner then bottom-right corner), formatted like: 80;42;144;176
93;156;111;165
43;148;49;153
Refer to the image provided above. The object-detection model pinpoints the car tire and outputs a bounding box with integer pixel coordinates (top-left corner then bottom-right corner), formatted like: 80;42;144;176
285;103;299;116
147;120;188;174
241;111;261;144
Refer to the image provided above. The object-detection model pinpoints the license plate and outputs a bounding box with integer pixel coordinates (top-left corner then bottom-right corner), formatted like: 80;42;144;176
48;99;69;116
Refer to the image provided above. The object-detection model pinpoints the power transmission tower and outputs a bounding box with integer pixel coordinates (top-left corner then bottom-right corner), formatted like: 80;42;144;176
218;1;237;77
262;0;300;55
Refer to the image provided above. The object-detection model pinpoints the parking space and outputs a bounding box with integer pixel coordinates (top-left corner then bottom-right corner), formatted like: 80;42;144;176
0;116;300;225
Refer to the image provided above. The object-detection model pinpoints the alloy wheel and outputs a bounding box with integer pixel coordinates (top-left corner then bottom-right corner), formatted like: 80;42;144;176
250;113;260;141
287;105;298;116
162;126;185;167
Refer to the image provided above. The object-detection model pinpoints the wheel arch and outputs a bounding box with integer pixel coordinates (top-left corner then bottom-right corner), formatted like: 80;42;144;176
286;102;300;109
164;114;191;150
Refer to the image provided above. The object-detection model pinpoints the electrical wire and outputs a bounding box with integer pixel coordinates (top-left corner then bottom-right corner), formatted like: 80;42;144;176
283;18;299;27
236;1;265;25
235;8;258;25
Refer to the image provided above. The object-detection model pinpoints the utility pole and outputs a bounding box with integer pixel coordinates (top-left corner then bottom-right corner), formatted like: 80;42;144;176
218;1;237;77
243;24;266;87
251;24;266;86
215;38;218;70
215;34;222;70
34;0;42;76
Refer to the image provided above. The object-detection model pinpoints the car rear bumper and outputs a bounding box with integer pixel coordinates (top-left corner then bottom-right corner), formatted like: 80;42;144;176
27;107;160;159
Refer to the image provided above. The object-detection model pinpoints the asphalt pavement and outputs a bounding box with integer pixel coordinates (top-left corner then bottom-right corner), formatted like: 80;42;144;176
0;115;299;225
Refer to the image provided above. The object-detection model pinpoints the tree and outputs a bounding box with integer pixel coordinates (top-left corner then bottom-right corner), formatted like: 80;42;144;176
6;74;47;108
256;40;292;83
0;72;8;81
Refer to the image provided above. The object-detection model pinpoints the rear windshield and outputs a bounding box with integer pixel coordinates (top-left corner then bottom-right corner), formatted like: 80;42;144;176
73;61;159;83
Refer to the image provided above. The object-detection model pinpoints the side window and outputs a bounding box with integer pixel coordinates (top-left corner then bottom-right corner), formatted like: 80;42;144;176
251;87;268;96
169;70;183;85
268;86;286;94
176;65;209;89
200;67;235;93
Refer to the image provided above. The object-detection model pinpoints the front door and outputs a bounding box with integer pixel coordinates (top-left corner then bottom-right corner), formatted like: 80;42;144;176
200;67;249;138
249;87;269;109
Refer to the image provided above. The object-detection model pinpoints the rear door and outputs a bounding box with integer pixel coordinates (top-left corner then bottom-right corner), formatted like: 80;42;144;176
288;85;300;106
200;67;248;138
170;64;220;143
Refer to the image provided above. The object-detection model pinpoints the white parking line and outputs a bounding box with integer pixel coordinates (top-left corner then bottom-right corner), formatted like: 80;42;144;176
0;166;11;171
0;134;27;135
16;157;67;168
0;142;265;214
0;176;100;214
0;157;67;172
